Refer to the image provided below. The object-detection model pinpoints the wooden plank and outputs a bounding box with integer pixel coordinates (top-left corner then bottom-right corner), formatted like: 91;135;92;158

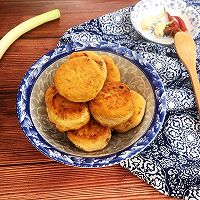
0;91;52;165
0;163;175;200
0;39;57;165
0;38;58;91
0;0;138;38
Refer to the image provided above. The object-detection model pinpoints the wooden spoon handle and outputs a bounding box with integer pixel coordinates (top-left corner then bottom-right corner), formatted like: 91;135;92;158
188;69;200;113
174;32;200;113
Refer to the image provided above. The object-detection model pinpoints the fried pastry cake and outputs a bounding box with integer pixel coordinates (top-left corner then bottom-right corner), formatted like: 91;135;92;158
67;118;111;152
114;90;146;133
54;55;106;102
89;81;133;127
45;86;90;132
69;51;107;81
101;54;120;82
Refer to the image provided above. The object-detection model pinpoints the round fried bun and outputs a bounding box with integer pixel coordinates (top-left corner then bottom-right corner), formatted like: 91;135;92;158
89;82;133;127
114;90;146;133
69;51;107;81
45;87;90;132
101;54;120;82
54;56;106;102
67;119;111;152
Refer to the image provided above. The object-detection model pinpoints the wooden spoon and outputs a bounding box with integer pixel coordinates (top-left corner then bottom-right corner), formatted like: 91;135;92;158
174;31;200;113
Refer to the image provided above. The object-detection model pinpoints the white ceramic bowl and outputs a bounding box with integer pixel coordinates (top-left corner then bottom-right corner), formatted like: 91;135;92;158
130;0;200;45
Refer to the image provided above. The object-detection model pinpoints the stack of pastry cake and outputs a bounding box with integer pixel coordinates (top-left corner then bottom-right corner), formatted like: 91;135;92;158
45;51;146;152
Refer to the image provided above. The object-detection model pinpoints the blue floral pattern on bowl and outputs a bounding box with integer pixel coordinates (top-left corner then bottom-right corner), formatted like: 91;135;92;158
16;41;166;168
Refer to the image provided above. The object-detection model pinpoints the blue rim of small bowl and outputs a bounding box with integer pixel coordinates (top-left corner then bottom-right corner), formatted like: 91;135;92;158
16;41;167;168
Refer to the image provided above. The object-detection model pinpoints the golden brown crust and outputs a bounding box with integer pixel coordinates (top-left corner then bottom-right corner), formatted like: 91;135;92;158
89;82;133;127
45;86;90;132
69;51;107;81
67;119;111;152
54;56;106;102
101;54;121;82
113;90;146;133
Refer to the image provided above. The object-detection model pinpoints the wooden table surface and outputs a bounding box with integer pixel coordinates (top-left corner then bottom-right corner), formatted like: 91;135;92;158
0;1;176;199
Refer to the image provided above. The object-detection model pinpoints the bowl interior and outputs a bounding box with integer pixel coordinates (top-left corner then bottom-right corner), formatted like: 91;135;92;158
30;51;155;157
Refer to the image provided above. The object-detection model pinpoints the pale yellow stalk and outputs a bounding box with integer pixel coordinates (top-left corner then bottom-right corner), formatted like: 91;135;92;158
0;9;60;59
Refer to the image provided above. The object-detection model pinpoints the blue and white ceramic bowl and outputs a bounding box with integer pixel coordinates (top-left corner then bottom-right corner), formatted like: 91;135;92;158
131;0;200;45
16;41;166;167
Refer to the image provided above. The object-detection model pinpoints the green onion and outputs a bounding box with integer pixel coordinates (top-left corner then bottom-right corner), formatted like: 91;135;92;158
0;9;60;59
